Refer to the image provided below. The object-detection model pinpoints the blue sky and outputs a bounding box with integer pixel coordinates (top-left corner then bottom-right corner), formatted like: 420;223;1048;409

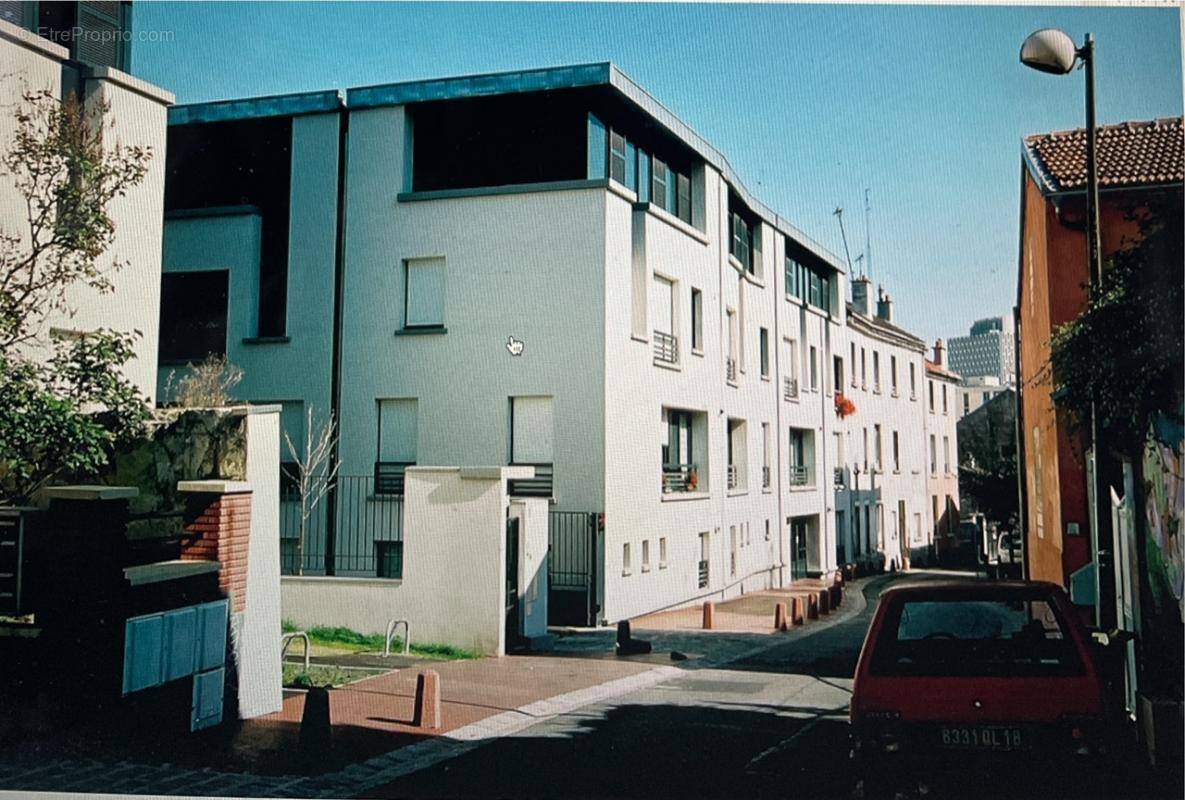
132;2;1182;344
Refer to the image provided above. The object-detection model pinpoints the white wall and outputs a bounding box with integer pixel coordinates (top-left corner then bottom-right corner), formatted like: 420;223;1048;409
1;21;171;403
281;466;532;656
337;106;606;514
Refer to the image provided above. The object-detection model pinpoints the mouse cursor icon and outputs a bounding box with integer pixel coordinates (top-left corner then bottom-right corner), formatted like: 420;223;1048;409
506;336;524;356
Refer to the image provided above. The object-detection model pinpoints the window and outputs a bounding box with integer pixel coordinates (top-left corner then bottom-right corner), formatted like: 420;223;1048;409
892;430;900;472
850;343;858;386
863;428;869;471
676;172;692;224
510;396;554;497
861;348;867;388
159;271;229;362
731;212;752;271
659;537;668;569
730;526;738;576
652;157;669;211
609;130;627;185
929;434;937;475
651;274;677;364
762;422;771;490
910;363;917;399
873;352;881;392
759;328;769;377
765;519;771;541
377;398;418;494
874;424;883;472
789;428;810;486
375;541;404;579
942;384;949;414
963;393;970;415
649;157;692;223
642;540;651;572
405;257;446;328
809;346;818;391
785;257;802;299
727;418;747;491
890;355;898;395
929;381;935;412
622;543;632;576
691;288;703;351
833;356;844;394
943;436;951;474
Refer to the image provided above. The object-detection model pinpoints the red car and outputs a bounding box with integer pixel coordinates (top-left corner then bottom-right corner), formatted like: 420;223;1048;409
850;580;1106;797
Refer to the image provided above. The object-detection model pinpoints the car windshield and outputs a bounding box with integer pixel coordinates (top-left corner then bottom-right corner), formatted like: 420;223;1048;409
871;597;1083;677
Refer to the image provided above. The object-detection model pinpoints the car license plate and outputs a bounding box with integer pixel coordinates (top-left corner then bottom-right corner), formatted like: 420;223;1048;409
939;726;1024;751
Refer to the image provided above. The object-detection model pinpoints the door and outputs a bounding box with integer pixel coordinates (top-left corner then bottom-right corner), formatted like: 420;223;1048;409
547;511;599;627
790;519;809;580
1111;485;1139;719
505;516;521;649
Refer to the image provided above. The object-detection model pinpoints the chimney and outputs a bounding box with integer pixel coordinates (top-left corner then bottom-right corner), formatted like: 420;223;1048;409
851;276;872;317
876;285;894;323
933;338;946;367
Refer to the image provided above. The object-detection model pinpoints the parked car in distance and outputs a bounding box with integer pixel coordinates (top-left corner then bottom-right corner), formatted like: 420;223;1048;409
850;580;1106;797
984;529;1023;580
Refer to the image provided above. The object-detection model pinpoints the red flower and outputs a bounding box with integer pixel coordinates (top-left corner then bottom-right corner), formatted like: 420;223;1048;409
835;393;857;418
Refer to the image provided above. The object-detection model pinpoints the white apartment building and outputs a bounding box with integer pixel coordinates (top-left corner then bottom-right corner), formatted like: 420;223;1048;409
924;341;963;560
155;64;955;625
1;10;172;402
958;375;1006;419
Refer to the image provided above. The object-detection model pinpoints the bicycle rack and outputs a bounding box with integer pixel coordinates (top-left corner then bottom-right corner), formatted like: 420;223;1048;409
281;631;311;671
383;618;410;657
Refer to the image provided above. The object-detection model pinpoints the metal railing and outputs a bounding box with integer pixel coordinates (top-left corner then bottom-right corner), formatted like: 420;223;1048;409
374;461;414;496
509;462;554;497
788;465;810;487
653;331;679;365
698;559;709;589
281;631;310;671
725;356;737;383
662;463;698;493
783;377;799;399
727;464;738;490
762;465;771;489
281;474;404;577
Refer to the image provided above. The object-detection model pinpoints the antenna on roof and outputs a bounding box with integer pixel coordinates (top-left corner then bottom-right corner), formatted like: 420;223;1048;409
864;188;872;281
833;206;855;274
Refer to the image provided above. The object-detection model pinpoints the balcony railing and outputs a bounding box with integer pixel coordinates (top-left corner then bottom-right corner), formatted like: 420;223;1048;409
834;466;845;486
788;464;809;487
374;461;414;496
662;463;698;493
727;464;738;490
725;356;737;383
653;331;678;365
783;377;799;400
762;465;771;489
698;559;709;589
281;474;404;577
509;462;554;497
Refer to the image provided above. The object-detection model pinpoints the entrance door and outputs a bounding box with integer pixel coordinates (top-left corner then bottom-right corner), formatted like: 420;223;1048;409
790;519;808;580
505;516;521;649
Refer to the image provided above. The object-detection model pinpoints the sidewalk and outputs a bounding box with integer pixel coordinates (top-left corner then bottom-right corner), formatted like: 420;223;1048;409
631;578;841;634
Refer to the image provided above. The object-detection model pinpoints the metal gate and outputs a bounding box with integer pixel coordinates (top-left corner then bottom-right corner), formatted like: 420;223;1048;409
548;511;599;627
790;519;809;581
505;516;521;649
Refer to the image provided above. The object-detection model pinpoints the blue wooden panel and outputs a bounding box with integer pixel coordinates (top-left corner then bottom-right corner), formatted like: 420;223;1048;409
163;607;198;682
191;667;225;731
197;599;229;672
123;614;164;695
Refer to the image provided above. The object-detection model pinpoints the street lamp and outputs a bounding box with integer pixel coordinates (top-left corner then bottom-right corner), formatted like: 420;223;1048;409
1020;29;1106;626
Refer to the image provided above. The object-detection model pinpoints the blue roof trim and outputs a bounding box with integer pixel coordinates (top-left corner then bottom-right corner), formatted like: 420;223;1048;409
347;62;613;109
168;90;343;126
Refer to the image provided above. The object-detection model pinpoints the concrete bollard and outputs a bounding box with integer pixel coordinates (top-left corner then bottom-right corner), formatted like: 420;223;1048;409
774;602;788;632
702;601;715;630
412;669;442;729
834;585;844;606
807;593;819;620
790;596;805;625
819;589;831;615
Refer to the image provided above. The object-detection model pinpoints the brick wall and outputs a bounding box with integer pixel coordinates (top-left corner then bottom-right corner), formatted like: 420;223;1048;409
181;491;252;612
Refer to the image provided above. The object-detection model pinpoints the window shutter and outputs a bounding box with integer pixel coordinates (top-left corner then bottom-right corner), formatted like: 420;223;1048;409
379;399;418;462
511;396;554;464
76;1;125;69
405;257;445;327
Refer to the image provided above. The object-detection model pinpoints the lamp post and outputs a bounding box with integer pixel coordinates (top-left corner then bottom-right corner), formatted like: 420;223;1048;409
1020;29;1107;626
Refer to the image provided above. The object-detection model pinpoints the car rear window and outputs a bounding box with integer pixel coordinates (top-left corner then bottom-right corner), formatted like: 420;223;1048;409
870;597;1083;677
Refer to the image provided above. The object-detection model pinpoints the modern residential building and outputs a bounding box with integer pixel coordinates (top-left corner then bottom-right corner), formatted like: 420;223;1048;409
958;375;1007;419
948;314;1015;383
155;63;954;625
1016;116;1183;598
0;7;173;402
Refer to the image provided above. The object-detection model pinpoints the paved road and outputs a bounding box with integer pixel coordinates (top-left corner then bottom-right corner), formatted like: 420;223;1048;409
374;574;896;800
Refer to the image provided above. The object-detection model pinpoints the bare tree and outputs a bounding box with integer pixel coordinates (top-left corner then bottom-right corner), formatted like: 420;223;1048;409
283;406;340;575
164;354;244;408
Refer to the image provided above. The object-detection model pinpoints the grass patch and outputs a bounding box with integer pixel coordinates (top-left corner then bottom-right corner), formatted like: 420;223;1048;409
282;664;353;689
282;620;478;660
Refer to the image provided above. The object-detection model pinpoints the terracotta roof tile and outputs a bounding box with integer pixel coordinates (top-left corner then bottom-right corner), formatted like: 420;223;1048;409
925;359;960;381
1023;117;1183;193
